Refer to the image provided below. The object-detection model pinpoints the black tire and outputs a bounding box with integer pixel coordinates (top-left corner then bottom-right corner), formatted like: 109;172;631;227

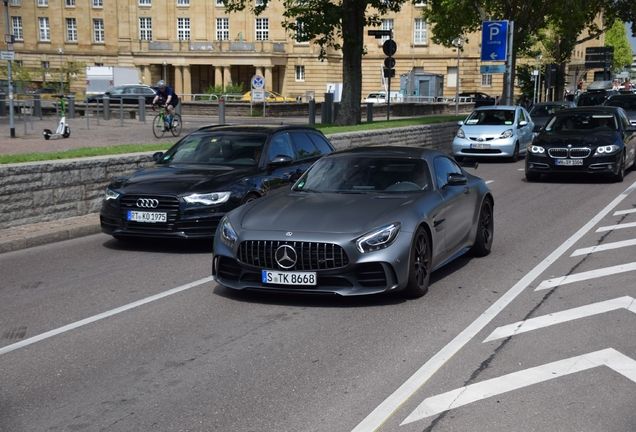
470;198;494;257
62;126;70;138
241;192;260;205
44;134;50;140
404;226;431;298
508;143;519;162
613;152;625;183
153;114;165;139
525;171;541;182
170;113;182;137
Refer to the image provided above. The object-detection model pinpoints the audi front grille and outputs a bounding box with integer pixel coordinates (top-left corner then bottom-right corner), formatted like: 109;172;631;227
120;195;180;231
237;241;349;271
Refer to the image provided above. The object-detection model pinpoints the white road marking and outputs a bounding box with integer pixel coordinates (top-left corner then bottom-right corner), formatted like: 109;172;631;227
571;238;636;256
0;276;215;357
597;221;636;232
401;348;636;424
351;180;636;432
483;296;636;342
615;208;636;215
485;180;494;184
535;262;636;291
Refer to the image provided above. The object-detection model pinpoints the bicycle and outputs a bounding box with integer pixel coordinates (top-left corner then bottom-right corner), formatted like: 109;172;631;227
152;103;182;139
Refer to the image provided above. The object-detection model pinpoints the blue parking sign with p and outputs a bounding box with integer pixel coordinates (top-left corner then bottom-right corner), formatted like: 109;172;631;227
481;21;508;62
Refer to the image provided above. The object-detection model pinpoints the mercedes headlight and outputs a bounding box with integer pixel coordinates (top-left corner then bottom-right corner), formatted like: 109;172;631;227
594;145;620;155
500;129;513;139
356;222;401;253
105;189;120;201
184;192;231;205
219;216;238;248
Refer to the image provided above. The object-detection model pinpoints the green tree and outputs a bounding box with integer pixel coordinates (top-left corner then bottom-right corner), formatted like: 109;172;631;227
222;0;407;125
605;19;634;73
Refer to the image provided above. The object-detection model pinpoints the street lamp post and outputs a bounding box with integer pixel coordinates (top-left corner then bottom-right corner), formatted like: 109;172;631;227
162;60;167;82
452;36;464;116
3;0;16;137
58;47;64;94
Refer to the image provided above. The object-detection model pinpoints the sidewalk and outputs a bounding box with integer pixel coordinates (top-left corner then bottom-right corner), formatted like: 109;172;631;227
0;112;313;253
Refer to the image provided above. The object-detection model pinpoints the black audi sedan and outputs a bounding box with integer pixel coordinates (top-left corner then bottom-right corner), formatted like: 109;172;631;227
100;125;335;240
525;106;636;182
85;84;158;105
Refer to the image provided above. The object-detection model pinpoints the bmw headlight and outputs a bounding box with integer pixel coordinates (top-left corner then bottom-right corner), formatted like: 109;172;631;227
105;189;120;201
594;145;620;155
456;129;465;139
356;222;401;253
528;145;545;154
500;129;513;139
184;192;231;205
219;216;238;248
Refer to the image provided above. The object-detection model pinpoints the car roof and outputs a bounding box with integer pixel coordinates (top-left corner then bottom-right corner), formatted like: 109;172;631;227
554;106;622;115
473;105;517;111
192;124;324;135
325;145;446;160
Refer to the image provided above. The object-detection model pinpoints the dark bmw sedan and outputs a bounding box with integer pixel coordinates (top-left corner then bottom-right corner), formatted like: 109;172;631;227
525;106;636;182
100;125;335;240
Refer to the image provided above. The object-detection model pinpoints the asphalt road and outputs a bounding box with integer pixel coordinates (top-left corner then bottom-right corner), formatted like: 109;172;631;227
1;159;636;431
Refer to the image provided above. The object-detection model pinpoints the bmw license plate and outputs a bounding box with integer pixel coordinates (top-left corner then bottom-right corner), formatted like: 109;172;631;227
262;270;317;286
555;159;583;166
127;211;167;223
470;143;491;149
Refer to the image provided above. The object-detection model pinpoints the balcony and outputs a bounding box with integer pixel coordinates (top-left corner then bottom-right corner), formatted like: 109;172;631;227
132;40;287;55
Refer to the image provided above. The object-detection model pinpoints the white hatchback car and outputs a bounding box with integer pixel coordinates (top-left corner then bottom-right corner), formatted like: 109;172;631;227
452;105;535;162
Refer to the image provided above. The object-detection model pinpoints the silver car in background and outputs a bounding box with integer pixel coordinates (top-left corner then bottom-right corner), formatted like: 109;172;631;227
453;105;534;162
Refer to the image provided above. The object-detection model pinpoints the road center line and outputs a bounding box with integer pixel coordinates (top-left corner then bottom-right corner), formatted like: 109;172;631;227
0;276;215;357
351;180;636;432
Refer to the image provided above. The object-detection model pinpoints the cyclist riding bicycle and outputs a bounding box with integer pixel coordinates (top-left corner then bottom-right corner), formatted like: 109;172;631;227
152;80;179;126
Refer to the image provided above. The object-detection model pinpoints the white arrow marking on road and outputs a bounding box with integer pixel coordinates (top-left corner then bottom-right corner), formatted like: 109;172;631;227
571;238;636;256
597;221;636;232
535;262;636;291
483;296;636;342
401;348;636;424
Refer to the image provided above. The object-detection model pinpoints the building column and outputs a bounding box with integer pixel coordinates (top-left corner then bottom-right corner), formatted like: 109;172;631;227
223;66;231;89
174;66;183;98
264;66;273;92
215;66;223;88
182;65;192;101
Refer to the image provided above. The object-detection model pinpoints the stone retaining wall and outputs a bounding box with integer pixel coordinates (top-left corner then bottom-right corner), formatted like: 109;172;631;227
0;122;458;229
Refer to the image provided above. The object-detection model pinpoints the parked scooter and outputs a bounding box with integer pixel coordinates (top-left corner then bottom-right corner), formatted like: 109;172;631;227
43;95;71;140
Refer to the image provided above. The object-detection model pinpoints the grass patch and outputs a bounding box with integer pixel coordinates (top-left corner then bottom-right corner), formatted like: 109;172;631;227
0;115;462;164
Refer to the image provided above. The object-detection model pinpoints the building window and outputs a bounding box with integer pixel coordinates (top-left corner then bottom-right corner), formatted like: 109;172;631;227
15;60;23;67
414;0;427;5
381;19;393;43
10;0;20;5
38;0;48;6
177;0;189;5
216;0;224;5
295;20;309;44
177;18;190;40
65;0;75;6
39;17;50;41
447;66;457;87
295;65;305;81
139;17;152;40
139;0;151;5
42;61;50;75
255;17;268;41
414;18;426;44
66;18;77;42
11;17;23;41
255;0;264;6
481;73;493;87
216;18;229;40
93;0;103;7
93;19;104;42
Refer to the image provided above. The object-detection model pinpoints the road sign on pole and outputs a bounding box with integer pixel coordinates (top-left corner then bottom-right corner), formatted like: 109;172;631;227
251;74;265;90
481;21;508;62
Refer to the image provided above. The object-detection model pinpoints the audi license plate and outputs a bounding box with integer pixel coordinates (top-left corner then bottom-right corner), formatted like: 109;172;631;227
555;159;583;166
262;270;317;286
127;211;167;223
470;143;491;149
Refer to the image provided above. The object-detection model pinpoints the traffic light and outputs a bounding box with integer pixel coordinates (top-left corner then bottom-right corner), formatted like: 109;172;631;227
383;39;397;79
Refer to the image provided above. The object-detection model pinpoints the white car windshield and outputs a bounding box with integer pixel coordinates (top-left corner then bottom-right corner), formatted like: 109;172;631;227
465;109;515;126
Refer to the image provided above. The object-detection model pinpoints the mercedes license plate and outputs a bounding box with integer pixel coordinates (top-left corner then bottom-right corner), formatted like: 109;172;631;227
262;270;317;286
127;211;167;223
470;143;491;149
555;159;583;166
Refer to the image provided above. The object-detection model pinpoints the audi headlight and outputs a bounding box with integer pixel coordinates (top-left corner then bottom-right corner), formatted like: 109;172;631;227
105;189;120;201
184;192;231;205
594;145;620;155
528;145;545;154
356;222;401;253
500;129;513;139
456;128;466;139
219;216;238;248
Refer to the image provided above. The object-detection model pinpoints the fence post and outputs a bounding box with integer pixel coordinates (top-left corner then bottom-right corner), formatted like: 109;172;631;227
34;93;42;118
103;95;110;120
308;99;316;125
138;96;146;122
68;94;75;118
219;98;226;125
366;102;374;122
0;92;5;116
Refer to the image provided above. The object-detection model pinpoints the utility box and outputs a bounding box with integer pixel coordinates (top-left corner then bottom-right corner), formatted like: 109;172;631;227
86;66;140;95
326;83;342;102
400;70;444;102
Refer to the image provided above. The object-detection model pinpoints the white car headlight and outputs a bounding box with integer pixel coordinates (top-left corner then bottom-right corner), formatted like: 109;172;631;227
456;129;465;139
220;216;237;248
500;129;513;139
356;222;401;253
528;145;545;154
105;189;120;200
594;145;620;155
184;192;231;205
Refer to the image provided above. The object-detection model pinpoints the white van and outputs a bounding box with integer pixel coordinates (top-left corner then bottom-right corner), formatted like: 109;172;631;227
363;91;403;104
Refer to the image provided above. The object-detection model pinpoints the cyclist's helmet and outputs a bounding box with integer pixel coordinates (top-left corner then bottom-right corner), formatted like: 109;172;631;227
157;80;166;90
